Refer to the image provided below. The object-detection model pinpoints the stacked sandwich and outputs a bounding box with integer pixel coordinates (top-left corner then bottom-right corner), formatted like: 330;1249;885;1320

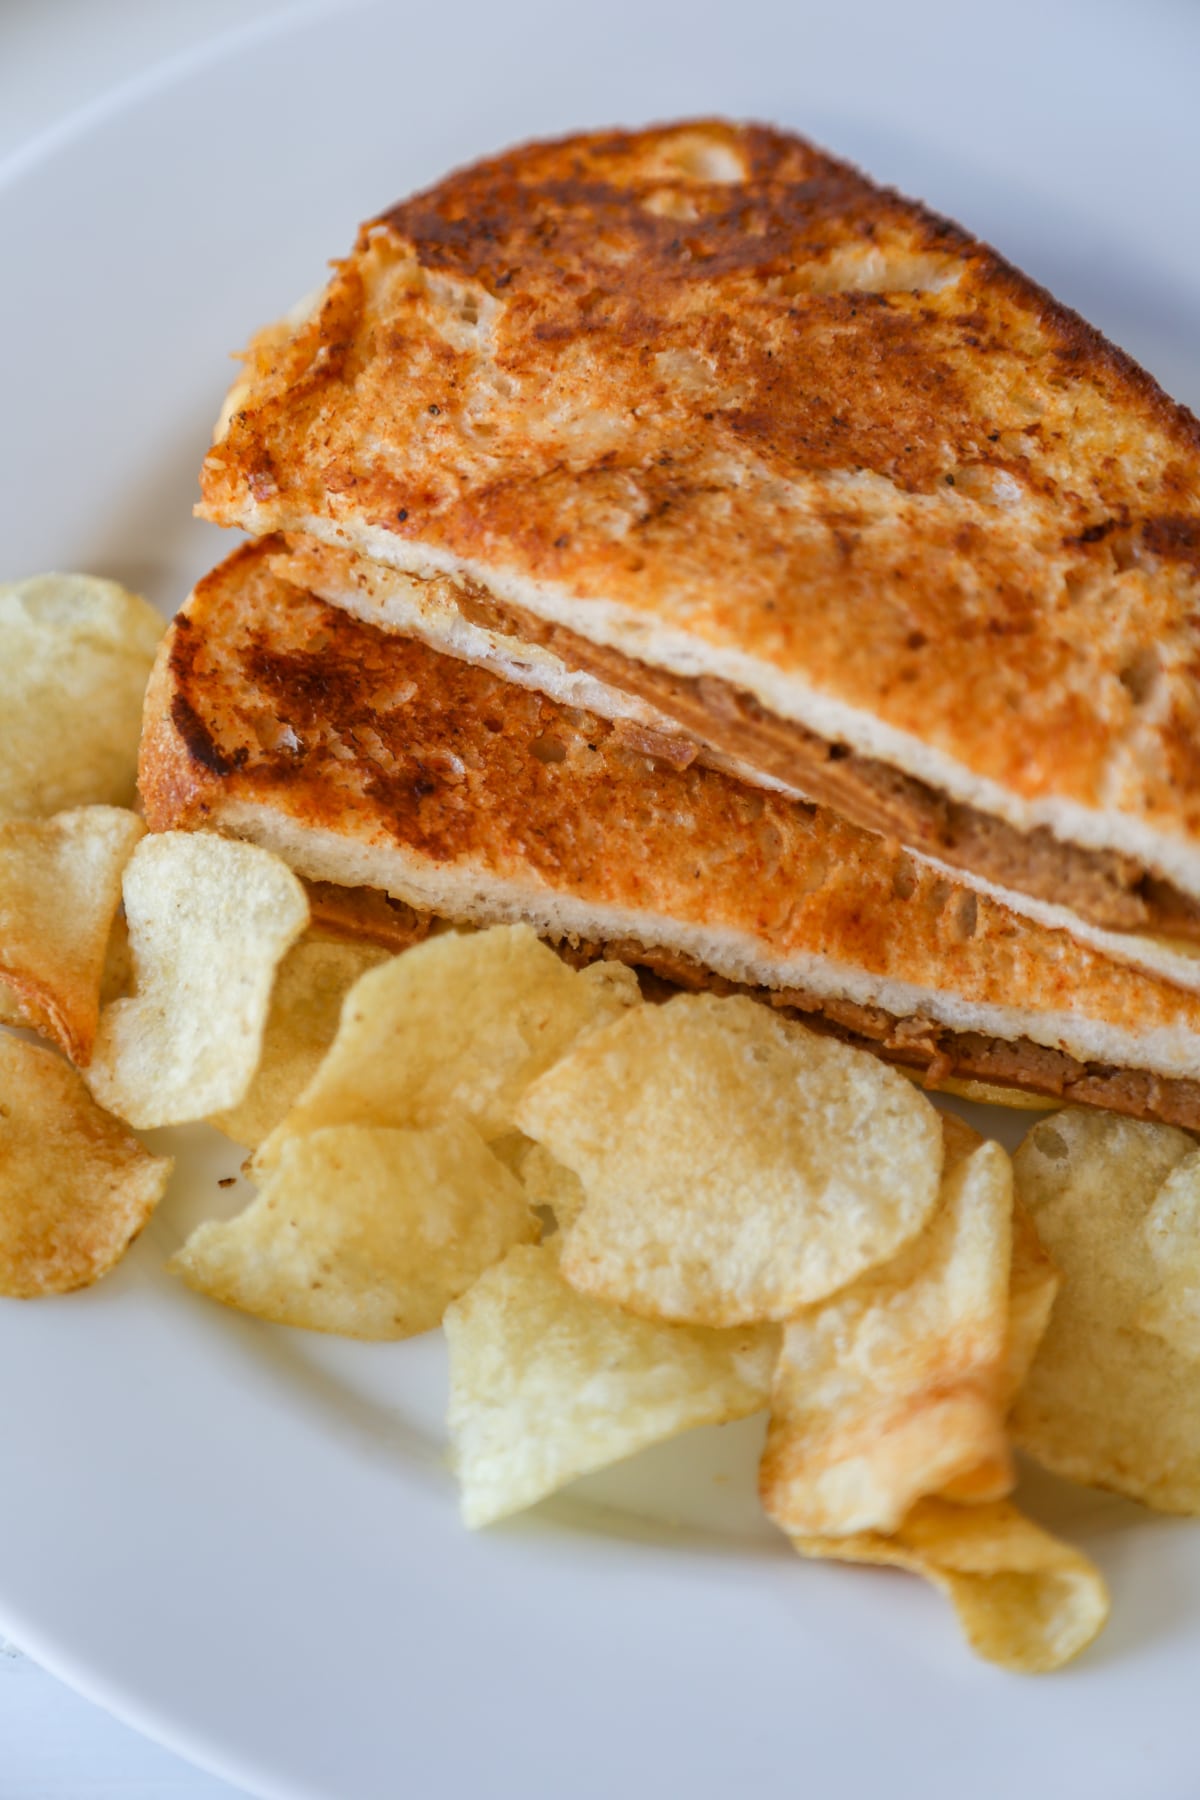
143;119;1200;1125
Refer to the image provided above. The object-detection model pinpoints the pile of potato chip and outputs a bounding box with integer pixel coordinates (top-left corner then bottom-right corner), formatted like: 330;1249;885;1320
0;576;174;1291
11;571;1200;1678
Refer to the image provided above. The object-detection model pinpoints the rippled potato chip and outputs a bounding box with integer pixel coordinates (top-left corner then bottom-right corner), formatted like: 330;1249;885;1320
0;807;144;1063
760;1117;1013;1536
446;1242;778;1527
86;833;309;1128
0;573;163;821
209;935;389;1147
1137;1150;1200;1357
793;1498;1109;1672
171;1119;537;1339
1010;1109;1200;1512
255;925;640;1169
0;1034;171;1295
519;993;943;1326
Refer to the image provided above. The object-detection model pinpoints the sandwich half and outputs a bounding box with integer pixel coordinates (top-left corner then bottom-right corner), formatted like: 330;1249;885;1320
197;120;1200;989
140;539;1200;1130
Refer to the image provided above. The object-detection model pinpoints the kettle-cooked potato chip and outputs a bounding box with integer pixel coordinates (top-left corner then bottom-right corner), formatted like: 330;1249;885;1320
445;1242;778;1527
254;925;640;1169
0;1033;171;1295
0;877;134;1030
1137;1150;1200;1357
209;934;390;1147
0;981;27;1029
86;832;309;1129
792;1497;1109;1672
515;1141;586;1230
759;1116;1013;1537
936;1190;1061;1507
170;1119;537;1339
98;910;134;1006
0;573;163;821
1010;1109;1200;1512
1001;1195;1060;1405
0;807;144;1064
518;992;943;1326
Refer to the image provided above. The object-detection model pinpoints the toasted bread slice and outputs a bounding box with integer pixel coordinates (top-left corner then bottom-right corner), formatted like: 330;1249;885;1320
199;120;1200;941
271;531;1200;992
140;541;1200;1128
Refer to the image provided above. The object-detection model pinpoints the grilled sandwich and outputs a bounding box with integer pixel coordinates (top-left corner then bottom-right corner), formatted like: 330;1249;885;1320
197;120;1200;990
140;540;1200;1131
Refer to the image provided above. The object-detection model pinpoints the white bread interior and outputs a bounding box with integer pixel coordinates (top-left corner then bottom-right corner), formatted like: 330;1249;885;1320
214;795;1200;1083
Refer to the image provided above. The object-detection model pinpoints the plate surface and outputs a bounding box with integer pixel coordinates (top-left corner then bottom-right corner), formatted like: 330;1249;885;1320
2;2;1200;1794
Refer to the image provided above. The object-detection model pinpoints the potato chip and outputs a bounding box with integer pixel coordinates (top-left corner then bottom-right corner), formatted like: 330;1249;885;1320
209;934;390;1147
516;1141;586;1229
99;909;134;1005
1136;1150;1200;1356
0;573;163;821
1010;1108;1200;1512
86;832;309;1128
935;1188;1064;1501
171;1119;537;1339
445;1242;778;1527
759;1116;1013;1536
518;992;943;1326
792;1497;1109;1672
0;807;144;1063
0;981;27;1029
0;911;132;1036
254;925;640;1168
0;1033;171;1295
0;914;131;1029
1001;1196;1060;1405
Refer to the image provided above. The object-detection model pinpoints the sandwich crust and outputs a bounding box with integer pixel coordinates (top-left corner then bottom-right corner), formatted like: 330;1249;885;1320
140;541;1200;1120
199;120;1200;896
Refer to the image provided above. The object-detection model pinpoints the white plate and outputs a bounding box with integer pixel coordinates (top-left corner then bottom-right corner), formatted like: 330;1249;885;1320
3;2;1200;1794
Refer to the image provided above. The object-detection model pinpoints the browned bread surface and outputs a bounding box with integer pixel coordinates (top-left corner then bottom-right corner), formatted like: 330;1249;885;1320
199;119;1200;868
140;541;1200;1084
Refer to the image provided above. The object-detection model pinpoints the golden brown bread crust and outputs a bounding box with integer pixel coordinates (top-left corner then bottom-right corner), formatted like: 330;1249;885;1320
277;534;1195;939
200;120;1200;876
140;543;1200;1117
